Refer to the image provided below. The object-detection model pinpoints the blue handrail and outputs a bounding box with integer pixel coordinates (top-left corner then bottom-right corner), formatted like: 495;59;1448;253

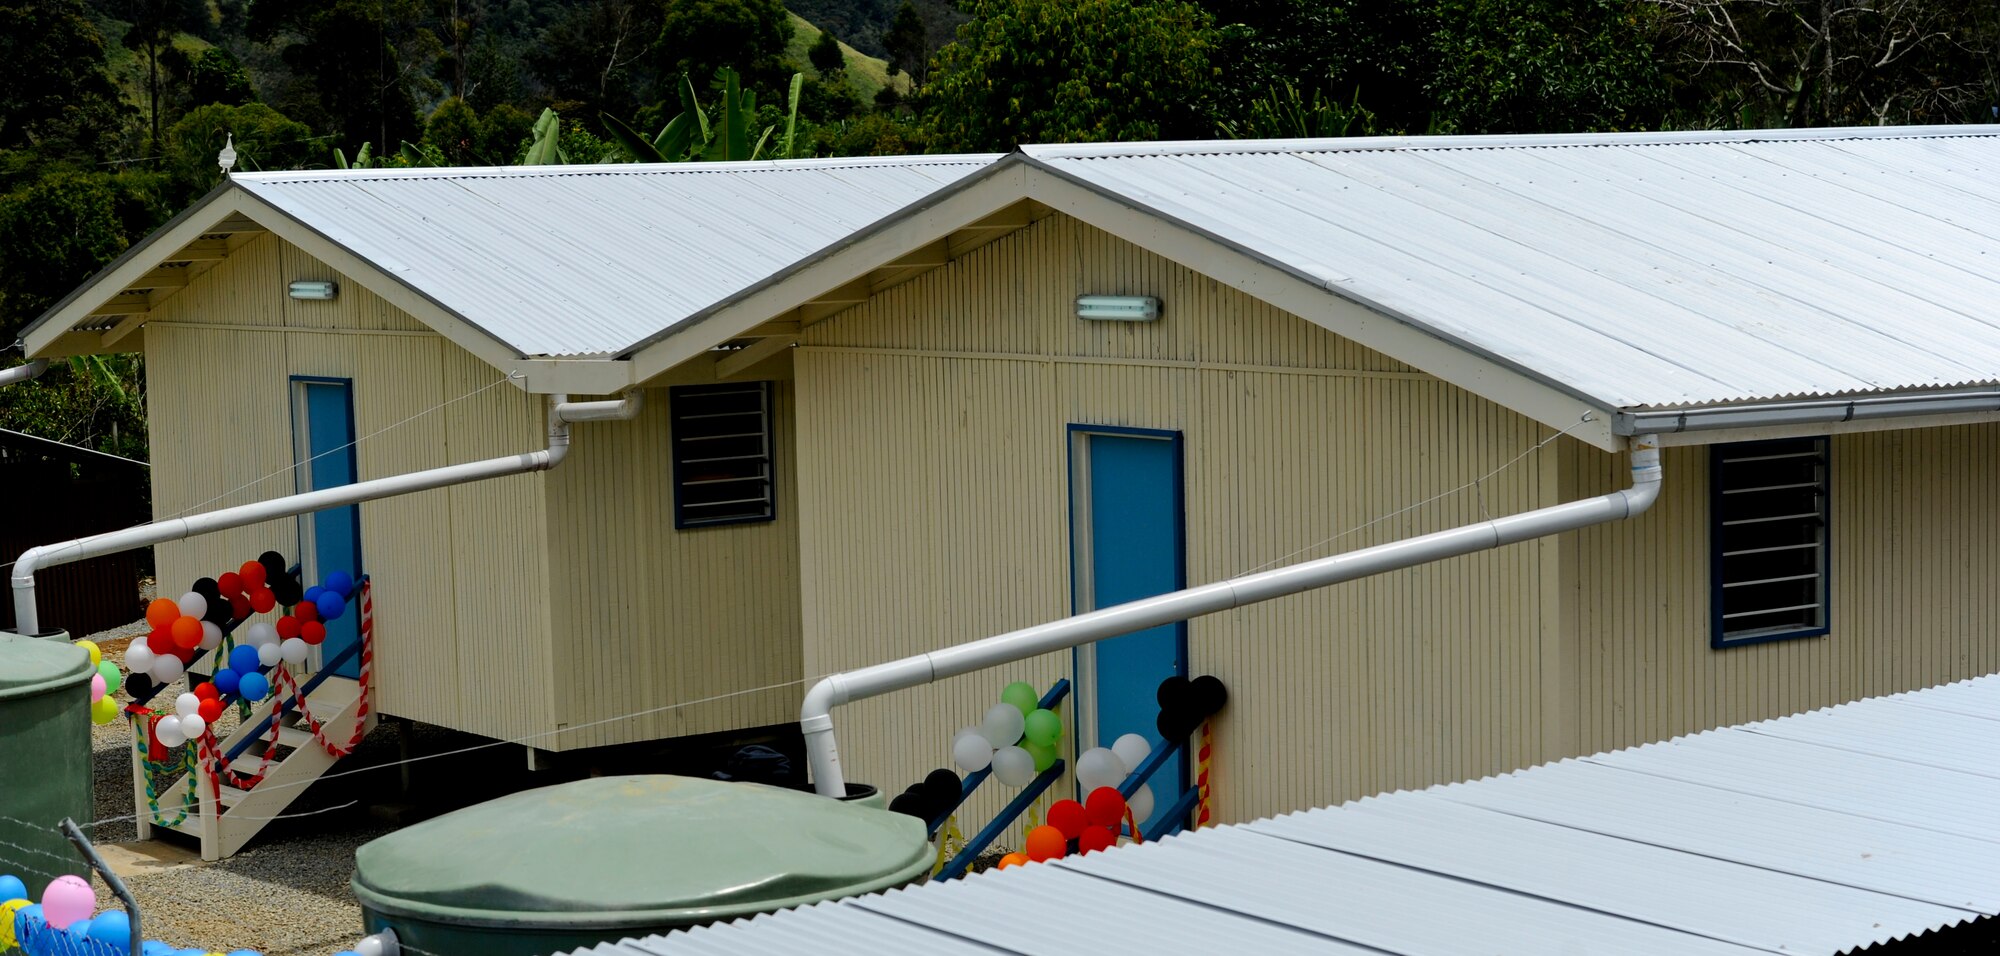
1144;785;1203;842
128;563;303;708
936;758;1067;881
927;678;1071;837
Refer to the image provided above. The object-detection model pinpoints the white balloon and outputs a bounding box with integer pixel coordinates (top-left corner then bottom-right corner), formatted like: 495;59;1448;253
952;733;994;772
125;644;155;675
990;745;1037;787
1128;783;1155;823
246;622;278;647
951;725;981;745
257;642;282;667
280;637;310;665
1076;747;1128;792
177;592;208;620
174;692;199;717
1112;733;1153;771
149;654;184;684
199;621;224;651
979;702;1026;749
153;717;186;748
178;714;206;741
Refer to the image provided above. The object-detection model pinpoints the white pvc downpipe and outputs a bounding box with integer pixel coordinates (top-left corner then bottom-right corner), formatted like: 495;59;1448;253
802;433;1664;796
8;391;642;636
0;359;49;388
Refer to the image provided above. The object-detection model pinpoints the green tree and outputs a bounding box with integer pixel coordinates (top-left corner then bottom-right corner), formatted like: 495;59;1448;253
163;102;318;200
187;48;257;108
0;171;170;347
881;1;929;83
808;27;846;74
924;0;1223;151
423;97;533;165
246;0;438;149
1200;1;1439;134
0;0;127;154
527;0;667;126
1429;0;1670;133
123;0;212;150
656;0;794;94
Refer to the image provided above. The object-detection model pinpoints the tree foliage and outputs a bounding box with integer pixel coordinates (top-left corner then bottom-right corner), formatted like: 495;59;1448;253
245;0;438;148
656;0;795;95
925;0;1223;151
808;27;846;74
0;0;127;153
1429;0;1671;132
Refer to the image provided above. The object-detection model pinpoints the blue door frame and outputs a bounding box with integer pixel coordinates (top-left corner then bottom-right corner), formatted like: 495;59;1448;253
292;377;362;679
1069;424;1189;835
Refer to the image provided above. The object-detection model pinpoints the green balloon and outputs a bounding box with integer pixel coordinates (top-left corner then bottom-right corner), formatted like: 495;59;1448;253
1023;708;1062;747
97;660;121;694
1025;739;1058;773
1000;681;1038;717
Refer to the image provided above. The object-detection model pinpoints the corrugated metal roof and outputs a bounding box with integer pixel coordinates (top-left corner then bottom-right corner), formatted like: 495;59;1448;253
569;671;2000;956
232;156;1000;358
1024;127;2000;410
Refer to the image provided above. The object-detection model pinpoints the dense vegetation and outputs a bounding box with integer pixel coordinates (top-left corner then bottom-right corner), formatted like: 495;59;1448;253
3;0;1996;458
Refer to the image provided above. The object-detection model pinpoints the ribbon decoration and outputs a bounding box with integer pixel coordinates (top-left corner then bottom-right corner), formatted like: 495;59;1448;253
929;815;965;876
1196;719;1214;828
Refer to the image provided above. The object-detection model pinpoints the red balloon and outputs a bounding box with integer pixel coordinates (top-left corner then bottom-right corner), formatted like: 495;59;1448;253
249;587;277;614
1078;825;1116;854
1085;787;1129;829
174;645;196;663
197;699;225;723
302;621;327;646
229;595;252;621
1025;824;1067;862
193;682;218;701
217;572;243;596
239;561;267;590
170;615;203;649
294;602;318;624
1047;799;1088;840
275;616;301;640
145;628;175;655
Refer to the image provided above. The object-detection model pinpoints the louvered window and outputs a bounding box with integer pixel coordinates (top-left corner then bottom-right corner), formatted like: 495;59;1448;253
1711;437;1829;648
670;382;775;528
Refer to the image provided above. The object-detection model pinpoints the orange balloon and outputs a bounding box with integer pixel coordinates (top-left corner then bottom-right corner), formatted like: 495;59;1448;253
170;615;203;649
1025;824;1067;862
145;598;179;629
996;852;1030;869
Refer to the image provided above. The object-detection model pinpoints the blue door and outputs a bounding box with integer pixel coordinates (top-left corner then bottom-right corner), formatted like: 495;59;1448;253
294;379;362;678
1072;427;1188;835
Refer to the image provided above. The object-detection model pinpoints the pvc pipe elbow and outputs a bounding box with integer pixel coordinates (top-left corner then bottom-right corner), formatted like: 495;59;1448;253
0;358;48;387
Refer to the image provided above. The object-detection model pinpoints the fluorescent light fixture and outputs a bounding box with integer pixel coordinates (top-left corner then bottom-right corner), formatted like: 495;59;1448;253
1075;295;1160;322
288;280;338;300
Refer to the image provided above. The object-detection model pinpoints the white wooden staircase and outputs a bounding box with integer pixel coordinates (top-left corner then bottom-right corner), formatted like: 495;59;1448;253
136;673;375;861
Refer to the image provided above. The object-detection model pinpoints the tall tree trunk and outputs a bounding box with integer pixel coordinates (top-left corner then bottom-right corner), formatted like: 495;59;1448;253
148;36;160;152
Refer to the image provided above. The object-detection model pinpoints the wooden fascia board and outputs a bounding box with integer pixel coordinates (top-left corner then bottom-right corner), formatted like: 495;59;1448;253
1018;164;1623;451
714;334;797;378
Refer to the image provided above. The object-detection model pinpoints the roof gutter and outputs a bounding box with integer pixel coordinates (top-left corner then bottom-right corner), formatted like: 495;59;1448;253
801;432;1663;797
0;359;48;388
1615;388;2000;435
7;391;641;637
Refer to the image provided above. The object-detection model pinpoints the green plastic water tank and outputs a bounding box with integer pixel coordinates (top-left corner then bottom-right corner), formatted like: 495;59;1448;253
0;634;93;883
351;775;933;956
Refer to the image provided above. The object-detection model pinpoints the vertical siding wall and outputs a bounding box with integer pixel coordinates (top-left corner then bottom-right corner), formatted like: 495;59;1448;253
796;215;1560;826
144;233;557;741
1563;426;2000;753
542;382;802;748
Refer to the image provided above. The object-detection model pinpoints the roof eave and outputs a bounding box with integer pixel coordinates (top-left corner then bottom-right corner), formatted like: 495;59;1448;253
1620;386;2000;444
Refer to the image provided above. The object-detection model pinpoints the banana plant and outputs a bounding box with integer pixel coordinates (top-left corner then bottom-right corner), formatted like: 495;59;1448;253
602;68;804;164
333;141;440;169
522;107;566;165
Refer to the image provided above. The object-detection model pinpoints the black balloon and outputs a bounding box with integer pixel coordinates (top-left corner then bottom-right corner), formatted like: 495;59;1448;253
888;791;927;818
272;578;304;606
922;768;961;808
191;577;222;601
125;673;154;702
258;551;288;580
1155;675;1190;710
1188;675;1228;720
203;600;233;626
1156;711;1182;742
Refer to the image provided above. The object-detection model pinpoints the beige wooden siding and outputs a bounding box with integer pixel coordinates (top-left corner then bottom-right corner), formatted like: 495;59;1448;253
1562;425;2000;754
141;233;554;740
542;380;802;749
796;214;1559;828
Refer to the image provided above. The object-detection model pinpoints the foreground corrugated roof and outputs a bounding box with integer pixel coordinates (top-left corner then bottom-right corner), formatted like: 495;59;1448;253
566;672;2000;955
232;155;1000;358
1025;127;2000;410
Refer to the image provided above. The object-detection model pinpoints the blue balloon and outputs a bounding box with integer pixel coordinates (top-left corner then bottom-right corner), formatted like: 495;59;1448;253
141;941;176;956
225;950;266;956
175;948;209;956
0;873;24;901
68;916;92;937
86;909;130;948
325;571;355;599
212;668;241;696
304;586;325;604
237;672;269;702
228;644;260;674
315;591;345;622
16;903;41;936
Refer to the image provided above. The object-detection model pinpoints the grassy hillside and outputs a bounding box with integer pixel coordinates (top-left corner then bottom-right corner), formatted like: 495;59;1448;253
786;12;910;100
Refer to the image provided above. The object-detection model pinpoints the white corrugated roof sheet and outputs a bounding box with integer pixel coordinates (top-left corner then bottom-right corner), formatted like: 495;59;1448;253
1025;127;2000;410
232;156;1000;358
566;672;2000;955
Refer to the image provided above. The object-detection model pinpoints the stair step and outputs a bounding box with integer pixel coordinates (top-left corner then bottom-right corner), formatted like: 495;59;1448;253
299;675;362;710
218;784;248;808
276;725;313;750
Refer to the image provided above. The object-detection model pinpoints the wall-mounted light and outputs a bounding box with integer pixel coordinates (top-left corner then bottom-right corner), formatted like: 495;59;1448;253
288;280;338;301
1076;295;1160;322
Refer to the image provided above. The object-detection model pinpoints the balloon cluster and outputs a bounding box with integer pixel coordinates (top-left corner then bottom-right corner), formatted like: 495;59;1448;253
0;872;265;956
1155;674;1228;741
997;786;1135;869
75;641;122;725
952;681;1063;787
887;768;962;822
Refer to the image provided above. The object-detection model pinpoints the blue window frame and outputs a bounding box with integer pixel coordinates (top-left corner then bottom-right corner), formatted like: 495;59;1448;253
669;381;776;529
1710;436;1830;648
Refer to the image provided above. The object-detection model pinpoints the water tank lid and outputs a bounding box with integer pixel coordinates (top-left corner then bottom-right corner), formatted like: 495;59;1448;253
0;633;91;699
351;775;932;927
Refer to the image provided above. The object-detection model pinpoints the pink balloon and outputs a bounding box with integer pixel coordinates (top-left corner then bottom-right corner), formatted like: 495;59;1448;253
90;673;106;702
40;874;93;929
